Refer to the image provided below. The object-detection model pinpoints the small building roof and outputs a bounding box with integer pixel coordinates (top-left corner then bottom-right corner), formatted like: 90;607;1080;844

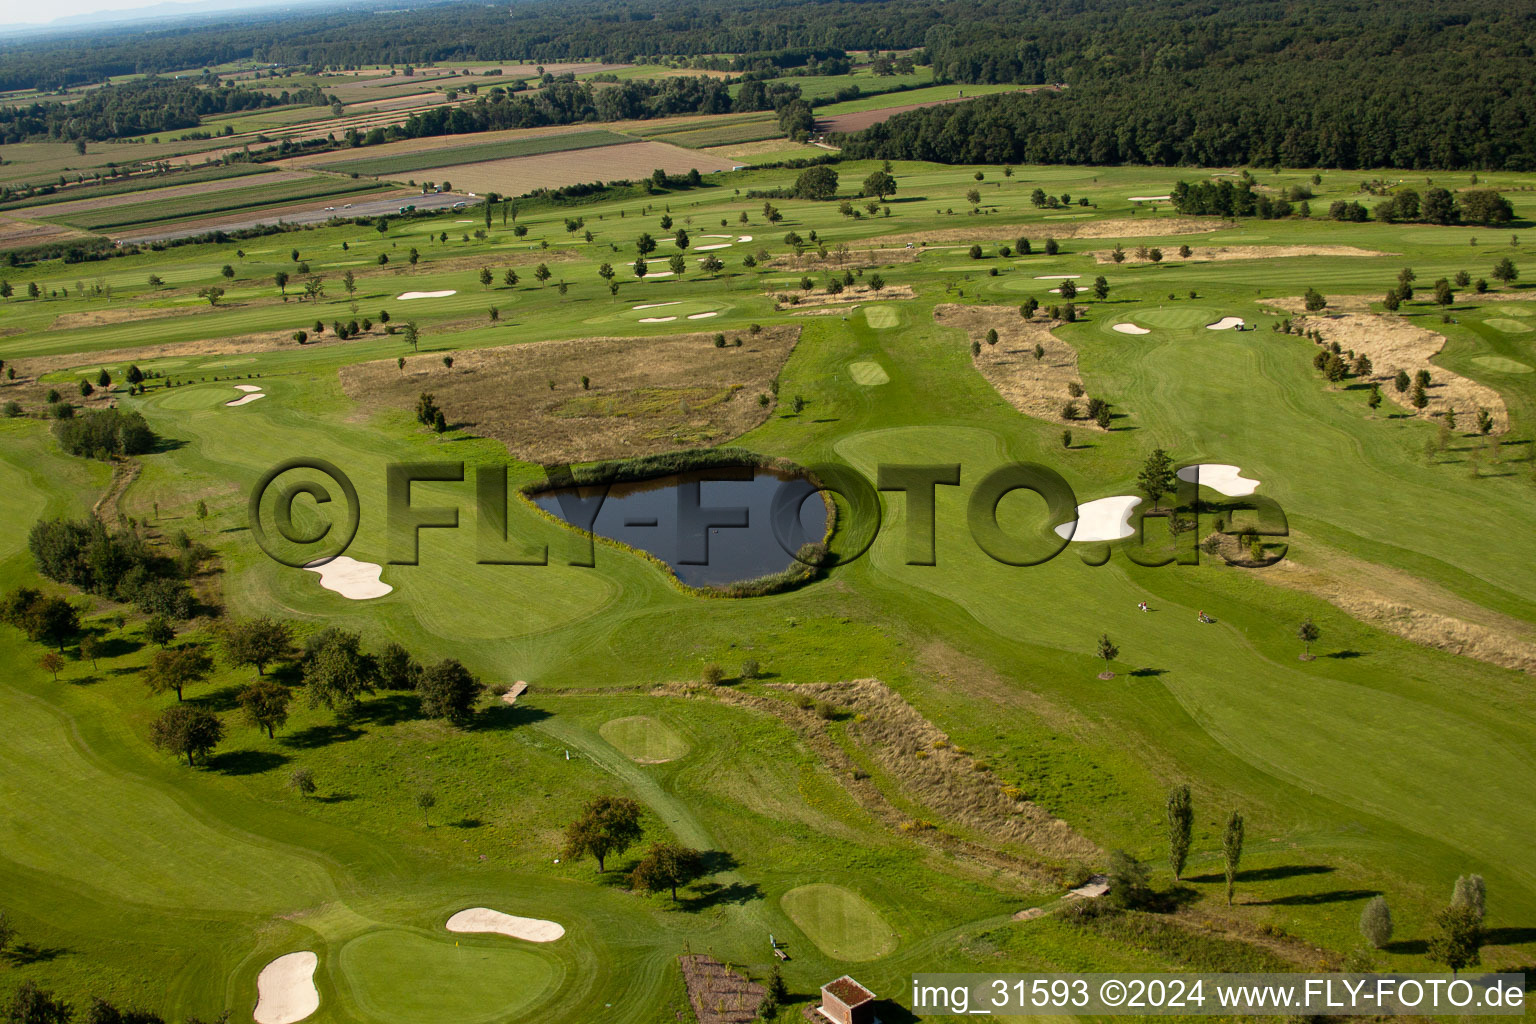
824;975;875;1006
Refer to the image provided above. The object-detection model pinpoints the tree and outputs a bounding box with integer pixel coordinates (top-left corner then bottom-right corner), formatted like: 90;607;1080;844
416;790;436;825
674;228;689;251
793;165;839;200
635;232;657;256
3;982;73;1024
668;252;686;276
302;628;377;716
28;596;79;651
633;256;648;280
1222;810;1245;906
596;263;613;285
303;275;324;302
417;658;484;727
1304;287;1327;312
289;767;317;798
861;170;896;199
143;646;212;701
39;650;64;681
965;188;981;207
78;633;101;669
220;264;234;280
534;262;551;286
143;615;175;648
1411;381;1429;410
1476;407;1494;435
1451;874;1486;922
1106;849;1154;909
700;254;724;277
479;266;493;289
238;678;292;738
1137;448;1176;511
1096;633;1118;677
403;320;420;351
1044;237;1059;256
563;795;644;872
1166;784;1193;880
1433;278;1454;308
197;286;224;307
1394;369;1410;393
630;841;706;901
1368;383;1382;414
1092;276;1109;300
1492;257;1518;285
503;267;519;289
378;643;422;690
1360;896;1393;948
1427;904;1483;974
1297;618;1320;659
1059;279;1077;301
149;704;224;766
220;616;292;675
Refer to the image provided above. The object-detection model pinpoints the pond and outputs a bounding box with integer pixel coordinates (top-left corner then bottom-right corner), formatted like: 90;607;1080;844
531;466;828;587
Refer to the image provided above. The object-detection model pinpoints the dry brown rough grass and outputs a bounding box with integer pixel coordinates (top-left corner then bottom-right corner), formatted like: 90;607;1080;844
935;304;1096;427
784;679;1098;861
365;141;738;195
1285;311;1508;431
1090;244;1390;265
339;326;800;463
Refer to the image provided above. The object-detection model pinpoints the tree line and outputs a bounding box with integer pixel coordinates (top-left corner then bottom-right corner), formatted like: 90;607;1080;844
0;78;299;144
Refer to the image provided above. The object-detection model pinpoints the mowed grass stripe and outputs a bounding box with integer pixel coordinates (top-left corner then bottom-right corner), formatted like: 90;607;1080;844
598;715;690;762
315;130;637;177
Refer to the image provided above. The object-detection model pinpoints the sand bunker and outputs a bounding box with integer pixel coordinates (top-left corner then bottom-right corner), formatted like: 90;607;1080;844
686;311;719;319
1112;323;1150;335
632;302;680;310
1127;195;1171;202
234;384;263;392
397;290;457;300
638;316;677;323
702;234;732;239
445;908;564;943
1055;495;1142;543
643;271;675;279
1177;464;1259;497
254;952;319;1024
303;556;392;600
226;392;267;407
737;235;753;242
694;243;731;251
1035;275;1082;280
1206;317;1245;330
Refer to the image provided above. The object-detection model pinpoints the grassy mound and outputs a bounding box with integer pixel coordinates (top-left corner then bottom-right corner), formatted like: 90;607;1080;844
336;929;559;1024
862;305;900;329
780;883;898;961
848;360;891;385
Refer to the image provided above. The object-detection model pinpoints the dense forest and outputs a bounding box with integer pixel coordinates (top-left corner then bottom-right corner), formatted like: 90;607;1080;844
0;79;304;143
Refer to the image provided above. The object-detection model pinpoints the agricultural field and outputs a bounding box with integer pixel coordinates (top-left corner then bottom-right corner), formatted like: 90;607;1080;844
1;109;1535;1024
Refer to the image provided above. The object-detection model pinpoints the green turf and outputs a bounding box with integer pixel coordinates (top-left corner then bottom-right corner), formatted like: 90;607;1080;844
1483;317;1532;333
848;360;890;385
335;929;559;1024
1472;355;1534;373
314;130;636;177
862;304;900;328
780;884;899;961
598;715;691;762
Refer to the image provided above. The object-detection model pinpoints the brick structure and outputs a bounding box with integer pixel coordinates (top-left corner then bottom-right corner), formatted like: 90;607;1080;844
818;975;876;1024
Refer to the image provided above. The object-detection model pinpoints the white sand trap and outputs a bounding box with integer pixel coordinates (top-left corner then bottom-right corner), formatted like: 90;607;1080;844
737;235;753;242
234;384;263;392
1177;464;1260;497
639;316;677;323
1055;495;1142;543
687;311;719;320
446;908;564;943
397;290;457;300
502;681;528;705
1128;195;1171;202
1035;275;1082;280
1112;323;1150;335
254;952;319;1024
303;556;392;600
643;271;675;279
1206;316;1245;330
693;243;731;251
702;234;732;239
226;393;267;407
632;301;681;310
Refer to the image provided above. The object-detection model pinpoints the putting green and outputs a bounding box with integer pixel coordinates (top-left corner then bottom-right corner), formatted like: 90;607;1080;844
158;386;238;411
1134;305;1218;329
863;305;900;329
1483;317;1533;334
1495;305;1532;316
200;357;257;368
781;884;898;961
848;361;891;386
1472;356;1534;374
336;929;558;1024
599;715;690;762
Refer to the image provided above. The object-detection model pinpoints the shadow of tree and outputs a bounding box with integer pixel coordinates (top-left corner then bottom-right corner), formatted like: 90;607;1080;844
1485;926;1536;945
281;722;363;749
477;703;553;731
1186;864;1335;884
211;749;290;775
1256;888;1380;906
2;942;69;966
1384;938;1428;955
681;881;764;912
351;693;420;727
